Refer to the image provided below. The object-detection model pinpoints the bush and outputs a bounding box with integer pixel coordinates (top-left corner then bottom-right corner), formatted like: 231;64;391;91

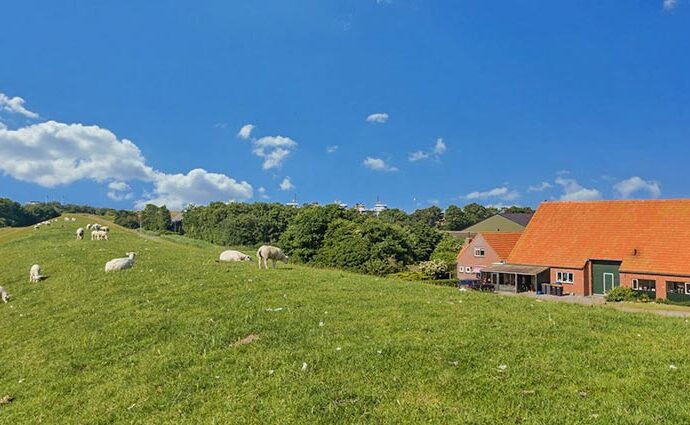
418;259;450;280
605;287;651;303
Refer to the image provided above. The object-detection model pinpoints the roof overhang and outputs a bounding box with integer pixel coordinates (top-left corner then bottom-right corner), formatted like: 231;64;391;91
481;263;550;275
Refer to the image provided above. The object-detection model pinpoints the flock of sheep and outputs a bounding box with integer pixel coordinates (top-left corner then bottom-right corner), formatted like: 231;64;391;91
1;217;290;305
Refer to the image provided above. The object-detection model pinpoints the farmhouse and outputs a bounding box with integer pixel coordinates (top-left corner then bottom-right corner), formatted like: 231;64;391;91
447;212;533;240
481;200;690;300
456;232;522;281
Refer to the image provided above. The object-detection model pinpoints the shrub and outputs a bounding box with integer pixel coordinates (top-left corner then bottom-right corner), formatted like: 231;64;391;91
418;259;450;280
390;271;427;281
605;287;651;303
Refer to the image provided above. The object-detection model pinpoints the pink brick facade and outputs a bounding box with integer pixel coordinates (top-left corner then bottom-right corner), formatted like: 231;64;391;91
456;234;503;279
619;272;690;300
548;267;587;296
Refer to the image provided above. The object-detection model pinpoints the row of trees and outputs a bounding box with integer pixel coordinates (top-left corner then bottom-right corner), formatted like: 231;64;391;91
0;198;118;228
113;205;172;232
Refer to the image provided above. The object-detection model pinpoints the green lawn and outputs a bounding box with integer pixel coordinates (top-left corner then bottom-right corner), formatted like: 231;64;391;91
2;216;690;424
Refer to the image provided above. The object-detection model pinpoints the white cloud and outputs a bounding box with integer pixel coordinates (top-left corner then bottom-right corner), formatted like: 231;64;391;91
363;157;397;172
257;186;269;199
0;93;38;119
663;0;677;10
0;95;253;210
613;176;661;199
107;191;133;201
107;180;133;201
465;186;519;201
366;113;389;124
433;138;446;155
408;151;430;162
237;124;255;140
555;177;602;201
279;177;295;191
138;169;252;210
326;145;338;153
0;121;155;187
409;137;446;162
528;182;553;192
252;136;297;170
108;181;131;192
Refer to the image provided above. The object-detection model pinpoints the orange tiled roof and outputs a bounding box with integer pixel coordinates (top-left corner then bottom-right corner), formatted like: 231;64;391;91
479;232;523;259
508;199;690;276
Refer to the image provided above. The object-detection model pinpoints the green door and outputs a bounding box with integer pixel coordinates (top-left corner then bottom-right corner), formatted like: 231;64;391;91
591;261;621;295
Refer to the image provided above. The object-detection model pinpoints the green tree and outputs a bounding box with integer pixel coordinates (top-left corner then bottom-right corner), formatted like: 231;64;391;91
430;234;464;266
443;205;467;230
410;206;443;227
114;210;140;229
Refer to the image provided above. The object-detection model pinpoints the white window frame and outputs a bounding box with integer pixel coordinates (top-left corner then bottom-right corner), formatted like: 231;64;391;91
474;248;485;257
557;271;574;283
465;266;472;273
685;283;690;295
632;279;639;290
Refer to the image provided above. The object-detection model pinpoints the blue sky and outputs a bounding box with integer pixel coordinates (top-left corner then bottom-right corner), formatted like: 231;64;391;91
1;0;689;211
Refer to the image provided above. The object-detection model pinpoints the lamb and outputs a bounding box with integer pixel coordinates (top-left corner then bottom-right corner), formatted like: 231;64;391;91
257;245;289;269
86;224;92;230
105;252;136;272
219;250;251;262
29;264;44;283
0;287;10;303
76;227;85;240
91;224;102;231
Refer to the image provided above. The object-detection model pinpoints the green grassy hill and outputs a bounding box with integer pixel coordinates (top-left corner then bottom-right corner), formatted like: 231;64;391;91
2;216;690;424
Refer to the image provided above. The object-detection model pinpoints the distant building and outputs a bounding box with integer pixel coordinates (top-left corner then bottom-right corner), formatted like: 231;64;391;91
447;212;534;240
286;195;299;208
372;198;388;216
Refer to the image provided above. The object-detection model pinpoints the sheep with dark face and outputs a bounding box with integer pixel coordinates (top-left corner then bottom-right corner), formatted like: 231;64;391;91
76;228;85;240
257;245;288;269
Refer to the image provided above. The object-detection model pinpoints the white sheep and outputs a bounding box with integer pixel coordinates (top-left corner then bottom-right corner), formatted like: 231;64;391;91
29;264;44;283
257;245;289;269
0;286;10;303
101;226;110;233
86;224;92;230
76;227;85;240
91;230;108;240
219;250;252;262
105;252;136;272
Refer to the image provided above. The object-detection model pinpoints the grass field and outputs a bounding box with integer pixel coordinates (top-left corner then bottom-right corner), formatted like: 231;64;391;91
2;216;690;424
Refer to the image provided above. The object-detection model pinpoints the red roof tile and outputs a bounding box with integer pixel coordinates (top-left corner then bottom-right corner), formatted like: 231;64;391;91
508;200;690;276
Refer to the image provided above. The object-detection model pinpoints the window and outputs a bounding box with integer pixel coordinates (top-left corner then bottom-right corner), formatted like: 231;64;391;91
474;248;485;257
634;279;656;292
465;266;472;273
667;281;689;295
556;271;574;283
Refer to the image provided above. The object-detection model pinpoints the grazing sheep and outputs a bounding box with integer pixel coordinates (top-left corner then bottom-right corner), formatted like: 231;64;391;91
29;264;44;283
91;224;102;231
34;224;40;229
86;224;92;230
257;245;289;269
0;287;10;303
105;252;136;272
219;250;251;262
76;227;84;240
91;230;108;241
101;226;110;233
